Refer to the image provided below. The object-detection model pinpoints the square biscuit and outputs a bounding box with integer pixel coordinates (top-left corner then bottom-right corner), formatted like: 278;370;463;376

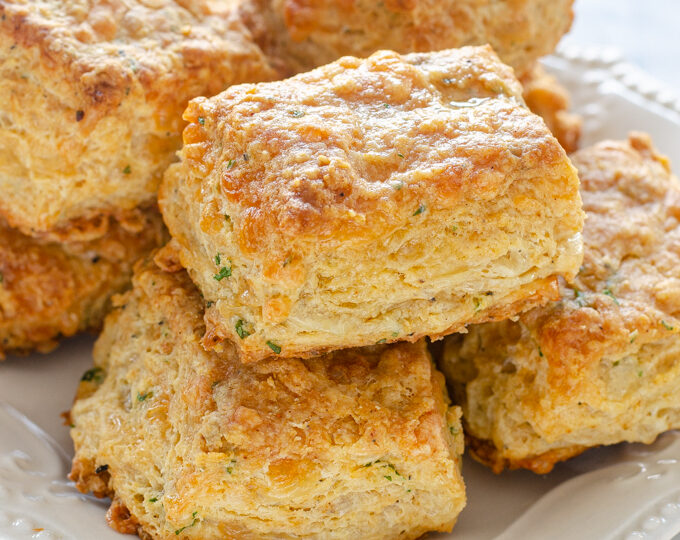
69;253;466;540
441;133;680;473
0;0;274;234
240;0;574;77
160;46;584;362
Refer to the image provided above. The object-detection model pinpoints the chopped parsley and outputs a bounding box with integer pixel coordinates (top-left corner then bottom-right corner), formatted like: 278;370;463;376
603;288;619;305
175;511;199;535
137;391;153;402
149;497;158;503
226;459;236;474
214;253;221;265
383;103;390;108
197;116;205;125
397;152;405;158
81;367;105;383
266;340;281;354
225;214;230;222
661;320;675;331
538;347;544;357
384;475;393;481
613;360;620;367
123;165;131;175
413;204;426;216
376;338;387;344
226;159;236;169
629;329;639;344
638;370;644;377
235;319;251;339
290;110;305;118
449;426;458;435
391;331;399;337
213;266;232;281
450;224;458;232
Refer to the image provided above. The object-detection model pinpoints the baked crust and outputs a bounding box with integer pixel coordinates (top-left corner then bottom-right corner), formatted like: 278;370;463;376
0;206;166;358
160;46;584;362
69;252;466;539
240;0;573;78
520;63;582;153
441;133;680;473
0;0;275;235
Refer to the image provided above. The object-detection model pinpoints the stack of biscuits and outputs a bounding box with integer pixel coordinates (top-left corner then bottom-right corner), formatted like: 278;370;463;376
2;0;679;538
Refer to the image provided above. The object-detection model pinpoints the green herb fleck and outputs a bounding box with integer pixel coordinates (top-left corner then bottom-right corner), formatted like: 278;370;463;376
574;289;587;307
638;370;643;377
175;511;199;535
450;224;458;232
613;360;620;367
384;475;392;481
214;253;221;265
226;459;236;474
197;116;205;125
662;320;675;331
397;152;405;158
629;329;638;343
383;103;390;108
235;319;251;339
266;340;281;354
538;347;544;358
449;426;458;435
226;159;236;169
213;266;232;281
81;367;105;383
391;331;399;337
290;110;305;118
149;497;158;503
413;204;426;216
123;165;131;175
603;288;619;305
473;297;481;312
137;391;153;402
376;338;387;344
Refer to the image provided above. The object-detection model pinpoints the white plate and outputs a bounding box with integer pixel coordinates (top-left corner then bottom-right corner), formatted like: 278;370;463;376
1;45;680;540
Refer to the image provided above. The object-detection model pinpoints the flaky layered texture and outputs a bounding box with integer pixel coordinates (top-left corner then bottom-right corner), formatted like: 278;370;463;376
240;0;573;77
0;207;166;358
160;47;584;362
0;0;275;235
520;63;582;153
69;253;466;540
441;133;680;473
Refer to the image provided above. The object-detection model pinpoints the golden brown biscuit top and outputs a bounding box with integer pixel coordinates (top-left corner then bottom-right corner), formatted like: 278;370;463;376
1;0;272;119
170;46;571;258
480;134;680;393
84;252;454;464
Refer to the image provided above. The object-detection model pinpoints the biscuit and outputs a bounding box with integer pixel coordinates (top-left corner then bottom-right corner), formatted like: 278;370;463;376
239;0;573;77
69;252;466;539
520;63;582;153
160;47;584;362
0;0;274;235
0;206;166;358
440;133;680;473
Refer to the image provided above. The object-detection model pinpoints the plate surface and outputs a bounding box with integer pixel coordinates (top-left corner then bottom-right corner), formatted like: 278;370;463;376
1;46;680;540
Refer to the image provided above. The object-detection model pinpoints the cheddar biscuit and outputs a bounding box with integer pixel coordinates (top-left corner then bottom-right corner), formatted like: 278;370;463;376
520;63;582;153
69;253;466;540
160;47;584;362
0;207;166;358
240;0;573;77
441;134;680;473
0;0;274;235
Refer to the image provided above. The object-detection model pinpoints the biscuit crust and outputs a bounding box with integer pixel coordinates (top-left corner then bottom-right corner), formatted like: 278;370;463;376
441;133;680;473
0;207;166;358
0;0;274;234
520;63;582;153
69;253;466;539
160;47;584;362
240;0;573;77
